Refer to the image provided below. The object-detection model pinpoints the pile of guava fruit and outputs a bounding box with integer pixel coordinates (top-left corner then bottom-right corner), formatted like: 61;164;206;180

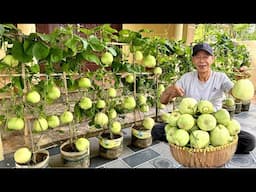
162;97;240;149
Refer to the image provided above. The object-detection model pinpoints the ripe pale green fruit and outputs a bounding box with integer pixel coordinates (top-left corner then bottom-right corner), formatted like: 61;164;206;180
14;147;32;164
142;117;155;130
161;112;172;123
47;115;60;128
79;97;92;110
96;100;106;109
33;117;48;132
190;130;210;149
110;121;122;134
47;86;61;100
178;97;197;115
108;88;117;97
101;52;113;66
143;55;156;68
226;119;241;136
166;111;181;126
197;114;216;131
158;103;166;109
94;112;108;127
214;109;230;126
125;74;134;83
173;129;189;147
210;125;233;146
7;117;24;130
123;96;136;110
224;97;235;107
137;94;147;105
26;90;41;104
197;100;214;114
135;51;143;61
108;108;117;119
78;77;91;89
75;138;89;152
157;84;165;95
140;104;149;112
164;124;178;135
2;55;19;67
177;114;195;130
232;79;254;101
153;67;162;75
60;111;73;124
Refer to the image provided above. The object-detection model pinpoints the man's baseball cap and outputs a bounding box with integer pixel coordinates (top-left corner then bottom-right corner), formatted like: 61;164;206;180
192;43;213;56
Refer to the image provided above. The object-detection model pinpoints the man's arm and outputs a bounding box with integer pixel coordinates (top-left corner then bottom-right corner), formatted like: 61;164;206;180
160;85;185;104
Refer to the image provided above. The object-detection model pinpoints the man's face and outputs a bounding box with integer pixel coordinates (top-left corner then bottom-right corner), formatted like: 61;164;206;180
192;50;214;73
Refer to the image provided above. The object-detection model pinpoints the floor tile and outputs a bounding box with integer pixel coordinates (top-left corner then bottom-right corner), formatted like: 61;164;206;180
225;154;256;168
122;148;160;167
89;156;112;168
102;159;130;168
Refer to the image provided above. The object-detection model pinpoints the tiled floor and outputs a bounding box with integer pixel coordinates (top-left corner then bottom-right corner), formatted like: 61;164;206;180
1;103;256;168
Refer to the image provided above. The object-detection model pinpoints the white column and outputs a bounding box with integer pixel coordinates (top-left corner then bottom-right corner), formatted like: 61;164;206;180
174;24;183;41
17;24;36;35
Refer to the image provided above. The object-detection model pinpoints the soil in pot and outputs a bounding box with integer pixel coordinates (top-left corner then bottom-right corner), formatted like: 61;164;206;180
131;125;152;149
60;141;90;168
99;132;123;160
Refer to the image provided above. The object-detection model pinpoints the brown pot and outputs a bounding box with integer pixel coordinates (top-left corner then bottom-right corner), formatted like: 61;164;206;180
131;125;152;148
99;132;123;160
60;141;90;168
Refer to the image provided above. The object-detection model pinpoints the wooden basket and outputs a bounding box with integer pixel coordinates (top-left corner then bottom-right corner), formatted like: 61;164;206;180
169;136;238;168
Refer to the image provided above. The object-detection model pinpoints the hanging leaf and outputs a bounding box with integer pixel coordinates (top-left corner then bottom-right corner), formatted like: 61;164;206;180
12;41;33;63
50;47;63;63
32;42;50;60
81;51;100;65
106;47;117;56
88;35;104;52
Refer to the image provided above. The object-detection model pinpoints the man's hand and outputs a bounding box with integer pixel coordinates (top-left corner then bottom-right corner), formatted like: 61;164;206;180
160;85;184;104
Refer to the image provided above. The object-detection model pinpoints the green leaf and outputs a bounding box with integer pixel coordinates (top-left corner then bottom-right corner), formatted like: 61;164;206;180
23;38;34;56
81;51;100;65
32;42;50;60
50;47;63;63
106;47;117;56
88;35;104;52
65;37;78;54
12;41;33;63
29;64;40;73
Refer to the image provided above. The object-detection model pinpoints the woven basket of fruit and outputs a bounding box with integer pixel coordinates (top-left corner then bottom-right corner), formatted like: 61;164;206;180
169;135;238;168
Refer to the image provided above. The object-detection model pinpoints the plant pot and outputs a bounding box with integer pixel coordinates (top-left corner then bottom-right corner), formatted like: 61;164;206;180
15;150;49;168
241;100;251;111
99;132;123;160
131;125;152;148
60;140;90;168
235;101;242;114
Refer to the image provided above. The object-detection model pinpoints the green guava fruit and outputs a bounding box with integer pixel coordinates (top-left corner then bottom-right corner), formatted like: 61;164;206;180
232;79;254;101
14;147;32;164
26;90;41;104
177;114;195;130
75;138;89;152
94;112;108;127
197;114;216;131
142;117;155;130
190;130;210;149
7;117;24;130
